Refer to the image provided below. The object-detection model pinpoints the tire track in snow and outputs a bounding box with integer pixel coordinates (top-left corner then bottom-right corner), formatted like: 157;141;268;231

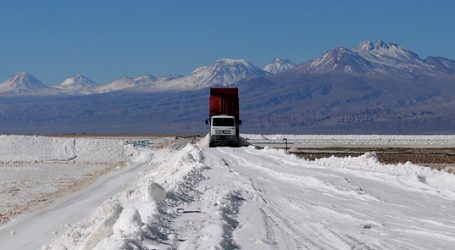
213;147;388;249
220;191;243;250
169;145;254;249
236;147;386;203
215;148;331;249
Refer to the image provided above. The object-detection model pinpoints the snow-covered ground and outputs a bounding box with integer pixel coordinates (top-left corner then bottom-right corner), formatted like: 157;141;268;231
0;136;133;225
0;135;127;162
1;135;455;249
0;162;116;223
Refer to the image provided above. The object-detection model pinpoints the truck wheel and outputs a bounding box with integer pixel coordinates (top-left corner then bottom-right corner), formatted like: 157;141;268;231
209;142;214;147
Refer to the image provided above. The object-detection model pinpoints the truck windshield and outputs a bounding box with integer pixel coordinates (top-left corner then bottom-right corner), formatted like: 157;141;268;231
212;118;234;126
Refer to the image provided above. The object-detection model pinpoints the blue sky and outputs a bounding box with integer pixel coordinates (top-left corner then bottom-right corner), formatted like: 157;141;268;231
1;0;454;84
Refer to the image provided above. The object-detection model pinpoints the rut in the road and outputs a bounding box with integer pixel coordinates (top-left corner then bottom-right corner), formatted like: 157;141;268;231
220;191;244;250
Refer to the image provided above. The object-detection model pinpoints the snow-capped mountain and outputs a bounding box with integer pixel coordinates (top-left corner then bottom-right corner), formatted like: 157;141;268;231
306;47;375;74
96;74;158;92
56;74;98;90
263;58;296;74
0;72;49;94
156;58;270;90
293;40;455;76
352;40;424;66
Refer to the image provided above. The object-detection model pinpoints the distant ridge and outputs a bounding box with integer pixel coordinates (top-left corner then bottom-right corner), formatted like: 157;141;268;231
1;40;455;134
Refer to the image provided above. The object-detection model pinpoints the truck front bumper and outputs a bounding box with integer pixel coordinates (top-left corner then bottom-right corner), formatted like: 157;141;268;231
209;135;239;146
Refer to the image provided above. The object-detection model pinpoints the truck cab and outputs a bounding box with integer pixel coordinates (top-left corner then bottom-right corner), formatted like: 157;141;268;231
209;115;239;147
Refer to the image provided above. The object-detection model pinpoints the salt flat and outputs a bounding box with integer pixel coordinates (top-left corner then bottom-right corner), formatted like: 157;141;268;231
0;135;454;249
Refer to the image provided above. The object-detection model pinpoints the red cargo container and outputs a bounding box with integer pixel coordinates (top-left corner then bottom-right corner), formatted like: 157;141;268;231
209;88;239;118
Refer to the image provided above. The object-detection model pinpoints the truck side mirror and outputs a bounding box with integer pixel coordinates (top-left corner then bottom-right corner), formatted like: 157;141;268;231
205;119;208;125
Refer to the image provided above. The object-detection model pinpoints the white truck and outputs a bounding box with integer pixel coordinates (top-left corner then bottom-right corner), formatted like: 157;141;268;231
206;88;241;147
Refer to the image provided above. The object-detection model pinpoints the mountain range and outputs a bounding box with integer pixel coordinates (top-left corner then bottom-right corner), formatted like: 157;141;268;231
0;58;292;95
1;40;455;134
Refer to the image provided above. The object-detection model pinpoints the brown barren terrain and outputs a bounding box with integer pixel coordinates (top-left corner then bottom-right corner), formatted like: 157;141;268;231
291;148;455;174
